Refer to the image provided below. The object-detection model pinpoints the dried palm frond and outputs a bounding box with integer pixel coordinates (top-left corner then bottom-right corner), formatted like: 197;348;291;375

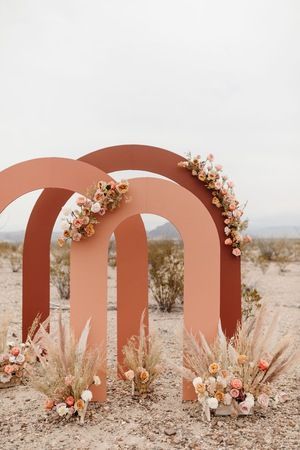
27;312;103;422
122;311;162;395
0;312;11;353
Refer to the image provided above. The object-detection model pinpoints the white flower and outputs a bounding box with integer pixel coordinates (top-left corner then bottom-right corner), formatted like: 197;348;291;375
81;389;93;402
223;393;232;406
9;355;16;363
93;375;101;385
16;354;25;364
257;393;269;409
216;376;227;388
62;207;72;216
124;370;135;381
91;202;101;213
245;393;255;408
207;397;218;409
0;373;12;383
60;220;70;231
192;377;203;387
239;401;251;415
56;403;68;416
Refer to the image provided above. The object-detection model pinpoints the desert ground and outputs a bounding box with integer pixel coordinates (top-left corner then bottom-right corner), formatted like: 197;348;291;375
0;259;299;450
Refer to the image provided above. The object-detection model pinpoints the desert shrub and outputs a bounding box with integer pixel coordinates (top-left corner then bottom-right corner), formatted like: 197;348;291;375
242;283;262;320
50;245;70;300
149;240;183;312
253;239;294;274
272;239;294;273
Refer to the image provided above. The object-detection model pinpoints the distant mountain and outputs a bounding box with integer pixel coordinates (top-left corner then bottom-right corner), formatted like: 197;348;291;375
1;224;299;243
0;230;60;243
148;222;180;240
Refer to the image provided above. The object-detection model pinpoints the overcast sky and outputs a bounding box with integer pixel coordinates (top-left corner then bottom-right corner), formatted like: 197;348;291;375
0;1;299;232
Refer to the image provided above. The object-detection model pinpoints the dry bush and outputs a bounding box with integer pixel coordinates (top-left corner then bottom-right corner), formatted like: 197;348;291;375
148;240;183;312
0;242;22;272
252;239;294;274
242;283;262;321
122;312;162;395
50;245;70;300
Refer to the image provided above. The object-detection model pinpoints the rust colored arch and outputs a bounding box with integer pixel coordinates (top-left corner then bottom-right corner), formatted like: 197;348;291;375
70;177;220;402
23;145;241;339
0;157;148;351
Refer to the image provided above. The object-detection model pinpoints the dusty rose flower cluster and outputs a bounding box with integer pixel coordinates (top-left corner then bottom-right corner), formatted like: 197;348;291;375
0;342;27;386
58;179;129;246
178;153;251;256
192;354;278;421
44;375;101;424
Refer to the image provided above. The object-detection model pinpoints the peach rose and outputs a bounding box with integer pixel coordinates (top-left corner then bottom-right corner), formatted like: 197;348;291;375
232;248;241;257
230;388;239;398
116;180;129;194
207;153;214;161
124;370;135;381
208;362;220;374
231;378;242;390
10;347;20;357
94;190;104;202
258;359;269;371
139;368;149;384
229;203;236;211
225;238;233;245
215;391;225;402
227;180;234;188
4;365;15;374
65;396;75;407
195;383;206;395
76;196;86;206
73;218;83;229
237;354;248;365
85;223;95;237
72;232;82;242
74;399;85;411
44;399;55;410
215;164;223;171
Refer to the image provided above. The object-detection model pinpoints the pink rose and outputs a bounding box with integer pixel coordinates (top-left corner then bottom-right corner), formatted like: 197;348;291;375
73;218;83;229
232;248;241;257
99;208;106;216
214;181;222;190
10;347;20;357
230;388;239;398
224;226;231;236
65;396;75;407
72;232;82;242
207;153;214;161
225;238;232;245
231;378;243;390
239;401;251;415
215;164;222;171
257;393;269;409
258;359;269;371
224;218;230;225
227;180;234;188
76;196;86;206
229;203;236;211
220;189;228;196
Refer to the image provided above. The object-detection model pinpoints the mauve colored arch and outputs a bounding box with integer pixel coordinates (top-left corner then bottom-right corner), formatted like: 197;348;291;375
70;177;220;401
24;144;241;337
0;157;148;354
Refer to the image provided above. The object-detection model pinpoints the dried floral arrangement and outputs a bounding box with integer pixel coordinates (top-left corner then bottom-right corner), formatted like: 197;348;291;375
178;153;251;256
27;314;103;424
0;314;42;388
122;312;162;396
58;179;129;246
183;306;299;421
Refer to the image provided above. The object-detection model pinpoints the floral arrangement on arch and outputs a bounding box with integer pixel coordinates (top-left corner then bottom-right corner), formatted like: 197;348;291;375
27;313;103;424
58;179;129;246
122;312;163;396
183;306;299;421
178;153;251;256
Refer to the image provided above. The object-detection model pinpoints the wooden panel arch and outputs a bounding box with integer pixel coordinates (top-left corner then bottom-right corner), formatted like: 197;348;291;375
70;177;220;402
23;145;241;340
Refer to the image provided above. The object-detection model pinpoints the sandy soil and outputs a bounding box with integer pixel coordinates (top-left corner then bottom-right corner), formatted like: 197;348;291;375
0;260;299;450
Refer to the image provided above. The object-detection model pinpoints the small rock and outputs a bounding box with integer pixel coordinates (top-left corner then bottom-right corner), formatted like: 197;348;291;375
164;428;176;436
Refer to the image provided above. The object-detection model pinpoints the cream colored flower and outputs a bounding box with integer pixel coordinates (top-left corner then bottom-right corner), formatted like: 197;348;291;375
93;375;101;385
208;363;220;374
124;370;135;381
192;377;203;387
207;397;218;409
81;389;93;402
56;403;68;416
223;393;232;406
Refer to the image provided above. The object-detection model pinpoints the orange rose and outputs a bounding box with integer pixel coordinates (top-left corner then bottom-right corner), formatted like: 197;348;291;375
258;359;269;371
44;399;55;410
215;391;225;402
74;399;85;411
195;383;206;395
208;363;220;374
84;223;95;237
138;368;149;384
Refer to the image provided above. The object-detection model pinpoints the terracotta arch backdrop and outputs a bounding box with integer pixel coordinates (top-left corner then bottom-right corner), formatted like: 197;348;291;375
23;145;241;339
0;157;148;350
70;177;220;402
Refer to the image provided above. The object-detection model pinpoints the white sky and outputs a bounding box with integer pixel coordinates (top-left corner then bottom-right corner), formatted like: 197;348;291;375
0;0;299;231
